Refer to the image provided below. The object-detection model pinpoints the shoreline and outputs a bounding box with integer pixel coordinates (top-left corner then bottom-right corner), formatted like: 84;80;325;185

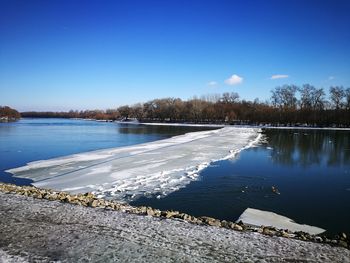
0;183;349;251
77;117;350;130
16;117;350;130
1;183;350;262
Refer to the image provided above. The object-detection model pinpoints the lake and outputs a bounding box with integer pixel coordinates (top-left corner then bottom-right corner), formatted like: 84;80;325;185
1;118;349;235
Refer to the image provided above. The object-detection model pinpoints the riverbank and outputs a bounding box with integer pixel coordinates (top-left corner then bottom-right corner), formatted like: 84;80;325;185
80;117;350;130
0;184;349;262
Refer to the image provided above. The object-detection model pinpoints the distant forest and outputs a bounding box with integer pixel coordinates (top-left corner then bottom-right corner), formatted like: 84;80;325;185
22;84;350;127
0;106;21;121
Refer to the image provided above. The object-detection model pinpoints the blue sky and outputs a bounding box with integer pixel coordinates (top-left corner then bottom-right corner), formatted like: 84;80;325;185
1;0;349;111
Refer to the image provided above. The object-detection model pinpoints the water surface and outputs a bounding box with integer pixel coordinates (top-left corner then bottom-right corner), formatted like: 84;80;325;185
132;129;350;235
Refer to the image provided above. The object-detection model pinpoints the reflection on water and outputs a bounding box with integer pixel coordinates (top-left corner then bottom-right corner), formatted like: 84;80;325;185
118;124;215;135
266;129;350;167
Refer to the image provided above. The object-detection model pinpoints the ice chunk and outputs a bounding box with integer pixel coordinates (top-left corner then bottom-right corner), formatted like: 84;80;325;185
238;208;325;235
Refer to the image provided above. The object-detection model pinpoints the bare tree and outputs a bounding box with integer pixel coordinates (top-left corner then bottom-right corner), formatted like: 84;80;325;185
271;85;298;109
345;88;350;110
312;88;326;111
329;86;345;109
299;84;315;110
221;92;240;103
117;105;131;119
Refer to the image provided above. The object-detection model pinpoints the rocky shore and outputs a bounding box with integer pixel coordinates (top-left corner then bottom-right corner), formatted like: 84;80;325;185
1;183;349;248
0;184;350;262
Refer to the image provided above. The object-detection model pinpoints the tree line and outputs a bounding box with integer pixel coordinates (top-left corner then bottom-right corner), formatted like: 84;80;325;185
0;106;21;121
21;84;350;127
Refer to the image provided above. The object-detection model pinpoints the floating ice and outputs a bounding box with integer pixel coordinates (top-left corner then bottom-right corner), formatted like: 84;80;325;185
7;127;260;202
238;208;325;235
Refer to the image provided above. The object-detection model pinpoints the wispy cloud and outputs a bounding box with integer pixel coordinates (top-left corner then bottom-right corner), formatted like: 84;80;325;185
207;81;218;87
270;74;289;80
328;76;335;81
225;74;243;86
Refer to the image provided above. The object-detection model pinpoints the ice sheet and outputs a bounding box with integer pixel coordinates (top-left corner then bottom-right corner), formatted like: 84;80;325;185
7;127;260;201
238;208;325;235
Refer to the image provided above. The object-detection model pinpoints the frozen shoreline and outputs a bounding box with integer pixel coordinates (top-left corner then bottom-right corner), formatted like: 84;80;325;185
1;192;349;262
7;127;260;201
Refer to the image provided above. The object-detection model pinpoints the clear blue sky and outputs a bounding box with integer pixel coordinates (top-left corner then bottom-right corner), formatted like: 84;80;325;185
1;0;349;111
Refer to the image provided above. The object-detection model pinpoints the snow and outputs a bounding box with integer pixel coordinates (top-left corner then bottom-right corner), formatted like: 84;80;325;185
0;249;29;263
238;208;326;235
7;127;260;201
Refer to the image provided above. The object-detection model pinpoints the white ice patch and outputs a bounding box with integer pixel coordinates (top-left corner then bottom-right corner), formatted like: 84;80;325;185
238;208;325;235
7;127;260;202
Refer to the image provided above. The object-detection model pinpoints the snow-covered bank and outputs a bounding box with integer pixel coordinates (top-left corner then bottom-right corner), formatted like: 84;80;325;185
1;192;349;262
7;127;260;201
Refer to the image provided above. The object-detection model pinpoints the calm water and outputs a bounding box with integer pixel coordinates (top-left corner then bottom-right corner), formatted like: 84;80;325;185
0;118;213;185
1;119;349;235
132;129;350;235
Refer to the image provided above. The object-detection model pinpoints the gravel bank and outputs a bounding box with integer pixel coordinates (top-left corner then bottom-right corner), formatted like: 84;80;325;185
1;192;349;263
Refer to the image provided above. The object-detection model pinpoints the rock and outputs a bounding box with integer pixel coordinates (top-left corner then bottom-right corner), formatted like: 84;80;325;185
153;210;161;217
237;220;244;226
262;227;274;236
331;239;338;245
280;230;291;238
220;220;229;228
201;216;215;222
65;195;73;202
161;210;179;218
340;232;347;240
200;216;219;226
97;201;106;208
183;214;192;221
137;206;147;214
58;193;67;201
314;236;323;242
47;193;58;201
177;213;192;221
146;208;154;216
338;240;348;248
233;224;243;231
90;200;99;208
83;192;95;199
208;220;221;227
